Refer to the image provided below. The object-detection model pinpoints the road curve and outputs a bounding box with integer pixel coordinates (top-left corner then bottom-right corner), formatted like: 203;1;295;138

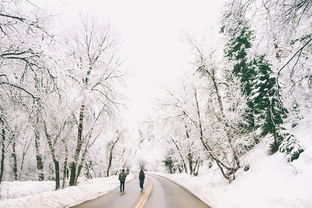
71;173;212;208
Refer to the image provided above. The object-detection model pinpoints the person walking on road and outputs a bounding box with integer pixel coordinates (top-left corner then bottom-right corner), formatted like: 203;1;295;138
119;169;127;193
139;169;145;191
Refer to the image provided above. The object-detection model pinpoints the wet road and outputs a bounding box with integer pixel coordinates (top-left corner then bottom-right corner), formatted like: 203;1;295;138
71;174;212;208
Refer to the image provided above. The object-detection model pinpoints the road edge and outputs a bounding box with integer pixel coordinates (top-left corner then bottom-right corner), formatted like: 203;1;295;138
147;172;214;208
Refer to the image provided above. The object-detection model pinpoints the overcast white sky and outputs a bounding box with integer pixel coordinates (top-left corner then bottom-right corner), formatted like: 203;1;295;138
37;0;225;129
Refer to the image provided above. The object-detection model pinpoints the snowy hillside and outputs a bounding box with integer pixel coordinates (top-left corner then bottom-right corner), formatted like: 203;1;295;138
156;118;312;208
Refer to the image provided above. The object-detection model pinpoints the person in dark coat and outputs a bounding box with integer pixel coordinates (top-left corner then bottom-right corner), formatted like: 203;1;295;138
139;169;145;191
119;169;127;192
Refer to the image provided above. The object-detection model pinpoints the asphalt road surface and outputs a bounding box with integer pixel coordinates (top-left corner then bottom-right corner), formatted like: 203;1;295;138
71;174;212;208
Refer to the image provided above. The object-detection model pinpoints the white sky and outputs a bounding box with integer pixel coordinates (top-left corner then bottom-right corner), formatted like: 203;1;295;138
37;0;225;129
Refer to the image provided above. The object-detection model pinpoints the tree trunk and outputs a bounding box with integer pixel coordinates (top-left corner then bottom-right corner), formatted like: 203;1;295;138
62;143;68;188
169;165;173;174
187;152;193;175
106;134;120;177
34;129;44;181
77;148;87;181
106;149;113;177
171;138;188;174
194;89;234;181
183;125;191;174
193;157;200;176
62;157;68;188
0;128;5;183
11;136;18;180
69;162;77;186
53;159;60;190
209;70;241;169
19;138;30;180
70;104;85;186
43;121;60;190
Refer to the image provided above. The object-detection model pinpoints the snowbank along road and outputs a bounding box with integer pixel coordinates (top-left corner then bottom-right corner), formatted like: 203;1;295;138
71;174;212;208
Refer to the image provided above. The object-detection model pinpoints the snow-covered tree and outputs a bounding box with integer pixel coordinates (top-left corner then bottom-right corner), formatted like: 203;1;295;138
59;18;124;186
0;1;128;190
223;20;256;130
222;7;304;161
223;0;312;122
152;56;254;181
0;0;55;182
250;55;304;160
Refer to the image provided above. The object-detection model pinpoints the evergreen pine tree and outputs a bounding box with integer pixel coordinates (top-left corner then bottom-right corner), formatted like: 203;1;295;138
223;21;256;130
249;55;287;137
250;56;304;160
279;129;304;162
223;20;304;161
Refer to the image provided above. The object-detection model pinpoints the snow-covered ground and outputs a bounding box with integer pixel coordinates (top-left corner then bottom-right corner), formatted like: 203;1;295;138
153;118;312;208
0;173;134;208
0;181;55;200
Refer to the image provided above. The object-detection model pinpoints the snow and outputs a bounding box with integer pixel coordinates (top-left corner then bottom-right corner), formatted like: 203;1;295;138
0;173;134;208
152;118;312;208
0;181;55;200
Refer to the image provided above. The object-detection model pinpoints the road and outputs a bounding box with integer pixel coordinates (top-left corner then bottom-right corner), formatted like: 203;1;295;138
72;174;212;208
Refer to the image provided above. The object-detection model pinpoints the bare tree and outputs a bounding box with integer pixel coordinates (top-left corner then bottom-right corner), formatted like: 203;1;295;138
0;0;54;182
106;131;121;177
63;17;124;186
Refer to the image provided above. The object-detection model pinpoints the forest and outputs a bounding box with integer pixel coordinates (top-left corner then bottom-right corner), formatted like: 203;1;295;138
0;0;311;200
0;0;133;191
143;0;310;182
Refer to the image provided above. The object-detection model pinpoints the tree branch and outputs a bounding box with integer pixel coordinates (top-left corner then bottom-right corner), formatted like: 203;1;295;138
0;82;39;100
